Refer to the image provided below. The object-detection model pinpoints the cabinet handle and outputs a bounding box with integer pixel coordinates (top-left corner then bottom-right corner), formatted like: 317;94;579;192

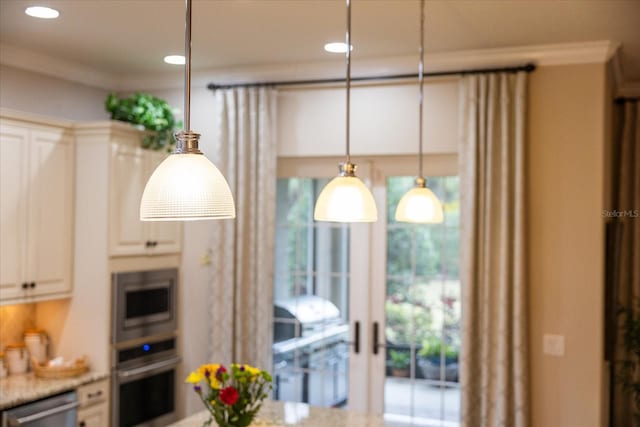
88;390;103;399
22;282;28;289
30;282;36;289
79;422;86;427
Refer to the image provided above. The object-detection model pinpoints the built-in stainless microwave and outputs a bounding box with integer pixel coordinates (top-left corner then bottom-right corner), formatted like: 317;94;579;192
112;268;178;344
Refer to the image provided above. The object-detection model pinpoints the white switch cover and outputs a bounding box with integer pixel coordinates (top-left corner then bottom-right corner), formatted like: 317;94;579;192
543;334;565;357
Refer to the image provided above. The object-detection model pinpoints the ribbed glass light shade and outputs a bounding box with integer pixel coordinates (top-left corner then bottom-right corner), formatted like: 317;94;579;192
314;175;378;222
140;153;235;221
395;186;444;223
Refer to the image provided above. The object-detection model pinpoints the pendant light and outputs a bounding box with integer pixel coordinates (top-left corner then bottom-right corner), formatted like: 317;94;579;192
394;0;443;224
314;0;377;223
140;0;235;221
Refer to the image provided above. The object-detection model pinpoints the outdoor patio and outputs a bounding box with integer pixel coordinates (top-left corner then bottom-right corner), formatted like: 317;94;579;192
384;377;460;427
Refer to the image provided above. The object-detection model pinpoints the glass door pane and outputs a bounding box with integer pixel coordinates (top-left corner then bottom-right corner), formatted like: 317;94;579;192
272;178;351;408
383;176;461;426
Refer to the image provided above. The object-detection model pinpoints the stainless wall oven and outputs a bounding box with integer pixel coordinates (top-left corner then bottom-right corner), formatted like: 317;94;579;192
112;336;180;427
112;268;178;343
111;268;180;427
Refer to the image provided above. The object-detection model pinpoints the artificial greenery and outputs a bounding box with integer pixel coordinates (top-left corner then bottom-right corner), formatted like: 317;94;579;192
618;301;640;421
389;349;411;370
105;92;181;151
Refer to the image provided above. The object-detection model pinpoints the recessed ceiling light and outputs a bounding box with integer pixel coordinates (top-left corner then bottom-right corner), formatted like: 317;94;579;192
324;42;354;53
164;55;185;65
25;6;59;19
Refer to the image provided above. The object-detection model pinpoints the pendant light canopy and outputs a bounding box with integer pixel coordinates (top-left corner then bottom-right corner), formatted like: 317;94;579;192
314;0;377;223
395;0;443;224
140;0;235;221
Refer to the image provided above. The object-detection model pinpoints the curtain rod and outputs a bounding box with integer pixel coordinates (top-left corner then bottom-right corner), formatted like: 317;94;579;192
207;63;536;90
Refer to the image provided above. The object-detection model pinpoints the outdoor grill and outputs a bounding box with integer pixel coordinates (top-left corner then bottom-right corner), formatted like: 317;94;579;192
272;295;349;407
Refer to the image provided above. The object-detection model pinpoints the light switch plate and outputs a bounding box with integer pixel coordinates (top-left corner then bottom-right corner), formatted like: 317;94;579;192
543;334;565;357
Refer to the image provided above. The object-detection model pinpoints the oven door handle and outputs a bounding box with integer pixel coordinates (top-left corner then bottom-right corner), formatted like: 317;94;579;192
118;356;181;379
8;401;80;426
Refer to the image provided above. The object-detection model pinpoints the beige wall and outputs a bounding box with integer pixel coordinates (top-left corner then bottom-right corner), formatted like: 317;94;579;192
0;60;612;423
276;77;459;157
0;65;109;121
528;63;608;427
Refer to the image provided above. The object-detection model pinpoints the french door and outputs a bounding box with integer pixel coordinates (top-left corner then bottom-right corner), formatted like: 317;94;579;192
272;156;460;425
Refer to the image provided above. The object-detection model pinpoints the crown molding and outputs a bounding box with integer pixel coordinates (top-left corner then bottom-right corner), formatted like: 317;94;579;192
610;47;640;97
0;43;117;90
0;40;622;92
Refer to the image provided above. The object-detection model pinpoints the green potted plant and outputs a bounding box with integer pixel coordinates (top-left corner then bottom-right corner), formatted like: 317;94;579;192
104;92;182;151
388;349;411;378
417;335;459;382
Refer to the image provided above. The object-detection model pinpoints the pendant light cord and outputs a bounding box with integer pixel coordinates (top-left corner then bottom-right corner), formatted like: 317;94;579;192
345;0;351;164
184;0;192;132
418;0;425;179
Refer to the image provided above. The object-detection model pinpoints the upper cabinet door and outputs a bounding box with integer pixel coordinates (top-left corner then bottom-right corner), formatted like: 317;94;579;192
0;124;29;299
27;129;74;296
109;143;148;256
146;150;182;254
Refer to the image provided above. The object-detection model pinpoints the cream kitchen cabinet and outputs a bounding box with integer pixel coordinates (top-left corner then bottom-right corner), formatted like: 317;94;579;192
77;379;109;427
73;121;182;258
0;115;74;305
109;142;182;256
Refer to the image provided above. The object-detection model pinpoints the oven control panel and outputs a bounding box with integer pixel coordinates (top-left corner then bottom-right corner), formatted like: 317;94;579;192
117;338;176;364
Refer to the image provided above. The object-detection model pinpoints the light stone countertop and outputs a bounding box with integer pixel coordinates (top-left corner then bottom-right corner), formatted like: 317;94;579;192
169;400;392;427
0;371;109;410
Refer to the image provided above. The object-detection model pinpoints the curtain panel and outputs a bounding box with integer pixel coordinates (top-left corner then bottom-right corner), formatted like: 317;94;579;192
459;72;529;427
610;99;640;427
208;87;278;371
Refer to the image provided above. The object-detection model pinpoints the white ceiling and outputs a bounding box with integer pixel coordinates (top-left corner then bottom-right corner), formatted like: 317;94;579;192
1;0;639;83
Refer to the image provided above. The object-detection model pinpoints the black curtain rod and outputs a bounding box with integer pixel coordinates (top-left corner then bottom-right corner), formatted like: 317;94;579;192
207;63;536;90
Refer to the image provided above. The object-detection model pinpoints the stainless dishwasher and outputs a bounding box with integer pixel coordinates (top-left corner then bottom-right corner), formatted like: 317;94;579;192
1;391;79;427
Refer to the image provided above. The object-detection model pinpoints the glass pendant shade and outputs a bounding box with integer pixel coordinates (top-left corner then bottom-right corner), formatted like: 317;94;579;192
314;163;377;222
395;179;443;224
140;153;235;221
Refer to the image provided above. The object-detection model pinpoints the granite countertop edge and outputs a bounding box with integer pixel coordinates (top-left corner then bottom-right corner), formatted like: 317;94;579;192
0;371;109;410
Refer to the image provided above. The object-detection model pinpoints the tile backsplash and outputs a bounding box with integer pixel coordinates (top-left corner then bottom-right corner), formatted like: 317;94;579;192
0;304;37;350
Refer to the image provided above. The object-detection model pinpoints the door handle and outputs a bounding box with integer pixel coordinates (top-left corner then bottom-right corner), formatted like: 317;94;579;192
372;321;384;355
341;321;360;354
118;356;181;379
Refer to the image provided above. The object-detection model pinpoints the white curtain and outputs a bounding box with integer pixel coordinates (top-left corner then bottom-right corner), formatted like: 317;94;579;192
459;72;529;427
208;87;277;371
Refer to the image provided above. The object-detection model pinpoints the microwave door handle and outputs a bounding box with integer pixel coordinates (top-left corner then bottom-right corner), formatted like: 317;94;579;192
9;401;80;426
118;356;181;380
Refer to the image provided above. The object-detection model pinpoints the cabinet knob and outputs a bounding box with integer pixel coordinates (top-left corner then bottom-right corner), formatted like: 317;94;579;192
152;241;158;247
22;282;28;289
79;422;86;427
30;282;36;288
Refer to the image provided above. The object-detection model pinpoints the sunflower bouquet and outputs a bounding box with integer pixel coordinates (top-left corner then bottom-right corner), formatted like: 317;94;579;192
186;363;272;427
